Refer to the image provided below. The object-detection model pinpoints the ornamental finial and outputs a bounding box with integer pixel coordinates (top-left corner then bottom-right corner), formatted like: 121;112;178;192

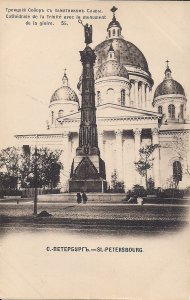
111;6;118;16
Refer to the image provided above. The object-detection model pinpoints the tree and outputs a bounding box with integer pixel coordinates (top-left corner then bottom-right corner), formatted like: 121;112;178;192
0;146;63;190
134;144;160;189
22;147;63;188
111;169;125;193
0;147;21;177
0;147;22;189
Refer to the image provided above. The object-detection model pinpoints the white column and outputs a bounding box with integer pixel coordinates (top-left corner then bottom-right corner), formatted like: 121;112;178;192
115;129;123;181
134;81;139;108
141;83;146;109
152;128;160;187
133;128;142;184
145;85;149;109
130;81;135;107
98;130;104;160
63;131;71;177
188;132;190;172
138;82;142;108
149;87;152;109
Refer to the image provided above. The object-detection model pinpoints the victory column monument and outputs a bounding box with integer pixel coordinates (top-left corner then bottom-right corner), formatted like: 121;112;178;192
69;21;107;192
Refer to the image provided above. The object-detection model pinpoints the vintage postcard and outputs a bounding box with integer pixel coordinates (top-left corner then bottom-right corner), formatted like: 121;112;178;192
0;1;190;299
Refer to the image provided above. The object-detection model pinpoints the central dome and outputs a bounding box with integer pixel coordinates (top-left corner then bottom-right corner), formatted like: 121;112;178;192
94;38;149;73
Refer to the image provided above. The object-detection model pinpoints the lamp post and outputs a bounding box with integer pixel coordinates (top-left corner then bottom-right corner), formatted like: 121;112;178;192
33;135;38;215
33;145;38;215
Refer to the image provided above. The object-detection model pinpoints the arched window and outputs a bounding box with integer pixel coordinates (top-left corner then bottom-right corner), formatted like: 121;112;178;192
113;29;115;36
58;110;64;118
180;104;184;119
168;104;175;119
117;29;120;36
121;89;125;106
107;88;114;96
97;91;101;106
109;30;111;38
173;161;182;183
158;106;163;114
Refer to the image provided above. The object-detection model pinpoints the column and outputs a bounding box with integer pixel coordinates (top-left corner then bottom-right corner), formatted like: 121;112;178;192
145;85;149;109
133;128;142;184
151;128;160;187
149;87;152;109
98;130;105;160
134;81;139;108
63;131;70;176
141;83;146;109
188;132;190;173
138;82;142;108
115;129;123;181
130;80;135;107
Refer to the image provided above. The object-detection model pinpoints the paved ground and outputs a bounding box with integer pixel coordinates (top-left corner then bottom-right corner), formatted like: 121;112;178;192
0;201;188;219
0;201;189;235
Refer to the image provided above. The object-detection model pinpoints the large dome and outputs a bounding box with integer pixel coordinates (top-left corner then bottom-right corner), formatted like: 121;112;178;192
94;38;149;73
154;67;185;98
51;86;79;103
95;60;129;80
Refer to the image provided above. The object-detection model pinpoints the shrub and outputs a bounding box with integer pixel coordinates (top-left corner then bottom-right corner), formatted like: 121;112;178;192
126;185;147;199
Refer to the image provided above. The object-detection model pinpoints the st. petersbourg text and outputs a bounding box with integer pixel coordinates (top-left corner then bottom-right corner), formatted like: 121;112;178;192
46;247;144;253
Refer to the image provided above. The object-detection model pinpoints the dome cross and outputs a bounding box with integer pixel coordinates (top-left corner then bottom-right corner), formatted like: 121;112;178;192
62;68;69;86
166;60;170;67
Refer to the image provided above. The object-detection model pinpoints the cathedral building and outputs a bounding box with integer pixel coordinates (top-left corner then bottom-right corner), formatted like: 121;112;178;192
15;9;190;191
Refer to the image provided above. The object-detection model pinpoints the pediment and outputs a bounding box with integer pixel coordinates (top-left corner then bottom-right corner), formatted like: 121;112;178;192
96;103;160;119
57;103;160;122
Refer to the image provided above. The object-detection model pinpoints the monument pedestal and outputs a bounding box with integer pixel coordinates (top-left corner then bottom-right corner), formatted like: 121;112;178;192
69;155;107;192
69;179;107;193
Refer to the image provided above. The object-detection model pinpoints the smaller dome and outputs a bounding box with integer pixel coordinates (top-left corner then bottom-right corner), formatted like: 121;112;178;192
50;71;79;103
51;86;79;103
95;60;129;80
154;65;185;98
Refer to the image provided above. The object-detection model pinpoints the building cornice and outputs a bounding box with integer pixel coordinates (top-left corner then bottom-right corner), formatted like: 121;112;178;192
159;129;189;136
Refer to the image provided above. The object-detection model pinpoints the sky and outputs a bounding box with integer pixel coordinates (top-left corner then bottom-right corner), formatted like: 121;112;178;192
0;0;190;147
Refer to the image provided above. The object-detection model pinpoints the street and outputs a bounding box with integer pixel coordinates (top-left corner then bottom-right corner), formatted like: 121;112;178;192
0;201;189;234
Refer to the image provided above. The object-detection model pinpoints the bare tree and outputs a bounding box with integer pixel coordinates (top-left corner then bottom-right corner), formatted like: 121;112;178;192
134;144;160;189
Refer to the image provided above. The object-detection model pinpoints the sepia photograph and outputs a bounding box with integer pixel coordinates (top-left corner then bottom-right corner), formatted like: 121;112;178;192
0;1;190;299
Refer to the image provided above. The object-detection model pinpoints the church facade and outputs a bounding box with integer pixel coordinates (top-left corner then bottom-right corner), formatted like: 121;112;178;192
15;10;190;192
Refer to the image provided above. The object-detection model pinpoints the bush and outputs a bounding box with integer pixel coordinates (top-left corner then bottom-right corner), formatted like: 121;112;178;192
126;185;147;199
184;187;190;196
158;188;184;199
